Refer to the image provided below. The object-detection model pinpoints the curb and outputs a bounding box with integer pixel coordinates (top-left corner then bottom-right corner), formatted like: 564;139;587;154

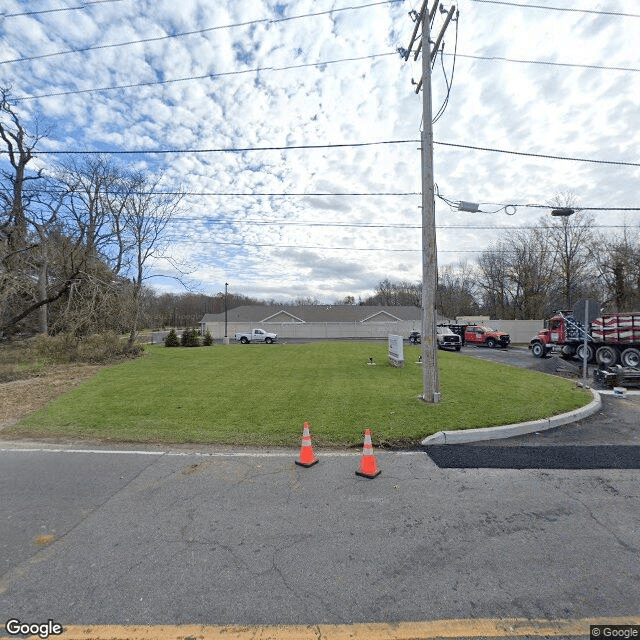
421;388;602;445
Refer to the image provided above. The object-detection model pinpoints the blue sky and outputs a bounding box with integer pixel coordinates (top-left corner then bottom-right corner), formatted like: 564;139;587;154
2;0;639;302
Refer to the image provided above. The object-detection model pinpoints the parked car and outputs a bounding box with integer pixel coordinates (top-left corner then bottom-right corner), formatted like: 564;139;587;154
464;325;510;348
233;328;278;344
408;331;421;344
436;326;462;351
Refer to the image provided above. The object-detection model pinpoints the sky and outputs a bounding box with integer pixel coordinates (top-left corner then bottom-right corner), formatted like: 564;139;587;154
1;0;639;303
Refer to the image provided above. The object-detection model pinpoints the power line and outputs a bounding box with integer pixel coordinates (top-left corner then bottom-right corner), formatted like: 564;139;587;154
14;52;397;102
466;0;640;19
21;189;418;196
167;217;634;229
1;0;403;66
19;139;640;168
15;46;637;102
19;187;640;213
1;1;125;19
27;140;418;155
155;237;530;253
434;141;640;167
450;52;640;74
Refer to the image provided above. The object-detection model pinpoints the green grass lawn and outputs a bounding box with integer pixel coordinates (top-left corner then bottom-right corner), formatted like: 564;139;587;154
4;342;592;447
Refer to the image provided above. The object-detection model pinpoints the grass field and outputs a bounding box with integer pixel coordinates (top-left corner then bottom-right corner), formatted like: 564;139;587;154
4;341;592;447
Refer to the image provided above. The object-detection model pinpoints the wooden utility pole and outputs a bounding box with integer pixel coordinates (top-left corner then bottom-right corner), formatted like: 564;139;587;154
419;2;439;403
402;2;456;403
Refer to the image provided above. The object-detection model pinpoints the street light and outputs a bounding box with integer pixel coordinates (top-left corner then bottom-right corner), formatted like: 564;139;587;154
551;208;575;217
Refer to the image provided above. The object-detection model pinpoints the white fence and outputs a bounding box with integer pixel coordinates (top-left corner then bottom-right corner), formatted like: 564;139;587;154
149;319;545;345
198;319;545;344
200;321;421;341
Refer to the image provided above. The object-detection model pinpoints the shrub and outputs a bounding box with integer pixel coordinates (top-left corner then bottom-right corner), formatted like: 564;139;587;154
164;329;180;347
203;331;214;346
181;329;200;347
31;332;144;364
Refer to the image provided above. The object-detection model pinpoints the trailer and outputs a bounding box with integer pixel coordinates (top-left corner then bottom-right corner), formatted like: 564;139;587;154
593;365;640;389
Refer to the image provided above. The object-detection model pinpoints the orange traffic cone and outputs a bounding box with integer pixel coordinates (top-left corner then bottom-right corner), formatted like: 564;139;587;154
295;422;318;467
356;429;381;478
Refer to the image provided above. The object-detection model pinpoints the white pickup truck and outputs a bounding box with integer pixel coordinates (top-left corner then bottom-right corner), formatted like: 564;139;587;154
234;328;278;344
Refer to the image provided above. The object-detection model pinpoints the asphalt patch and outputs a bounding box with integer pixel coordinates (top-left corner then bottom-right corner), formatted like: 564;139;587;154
424;444;640;469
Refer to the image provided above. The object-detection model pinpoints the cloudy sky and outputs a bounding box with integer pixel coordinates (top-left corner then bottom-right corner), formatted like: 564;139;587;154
2;0;639;302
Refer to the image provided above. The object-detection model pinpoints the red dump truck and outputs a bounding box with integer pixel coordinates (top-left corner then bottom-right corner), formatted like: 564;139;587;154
529;311;640;367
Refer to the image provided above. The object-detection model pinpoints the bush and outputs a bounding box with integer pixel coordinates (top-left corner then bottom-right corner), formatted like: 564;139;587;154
164;329;180;347
203;331;214;346
181;329;200;347
30;332;144;364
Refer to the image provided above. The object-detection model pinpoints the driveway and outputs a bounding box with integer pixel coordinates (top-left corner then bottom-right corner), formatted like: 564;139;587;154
425;344;640;469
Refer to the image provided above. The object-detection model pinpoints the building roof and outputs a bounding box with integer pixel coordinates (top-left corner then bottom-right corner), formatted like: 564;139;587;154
200;304;425;324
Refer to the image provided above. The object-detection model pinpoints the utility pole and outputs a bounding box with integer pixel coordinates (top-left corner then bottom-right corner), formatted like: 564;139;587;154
224;282;229;344
401;1;457;403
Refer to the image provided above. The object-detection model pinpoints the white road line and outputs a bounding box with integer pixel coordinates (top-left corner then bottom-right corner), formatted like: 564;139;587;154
0;447;421;457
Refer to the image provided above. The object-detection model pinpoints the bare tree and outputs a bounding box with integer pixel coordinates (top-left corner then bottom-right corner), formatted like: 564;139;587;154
544;193;595;309
477;243;511;318
589;224;640;311
0;87;46;248
121;170;183;346
437;261;480;319
477;227;556;319
0;88;59;335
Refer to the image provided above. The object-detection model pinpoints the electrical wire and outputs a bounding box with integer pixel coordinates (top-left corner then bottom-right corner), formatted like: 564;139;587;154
14;52;397;102
15;47;637;103
449;52;640;74
465;0;640;19
23;140;418;155
18;186;640;214
13;139;639;167
1;0;404;66
433;11;459;124
434;141;640;167
166;217;635;229
1;1;125;19
146;236;540;254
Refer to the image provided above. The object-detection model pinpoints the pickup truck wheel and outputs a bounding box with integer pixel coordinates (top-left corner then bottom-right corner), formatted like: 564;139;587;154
486;338;496;348
455;345;461;351
240;337;248;344
265;337;273;344
531;342;546;358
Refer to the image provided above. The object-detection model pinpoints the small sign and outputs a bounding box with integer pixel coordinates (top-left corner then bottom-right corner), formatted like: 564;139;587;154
388;334;405;368
572;299;600;325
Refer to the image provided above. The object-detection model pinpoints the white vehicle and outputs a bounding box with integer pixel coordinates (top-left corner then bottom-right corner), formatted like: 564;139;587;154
436;326;462;351
234;328;278;344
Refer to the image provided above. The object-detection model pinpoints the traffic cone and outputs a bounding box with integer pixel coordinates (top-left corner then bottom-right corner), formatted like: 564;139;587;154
356;429;381;478
295;422;318;467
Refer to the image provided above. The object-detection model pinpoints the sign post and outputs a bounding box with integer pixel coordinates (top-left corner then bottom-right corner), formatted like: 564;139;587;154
573;298;600;389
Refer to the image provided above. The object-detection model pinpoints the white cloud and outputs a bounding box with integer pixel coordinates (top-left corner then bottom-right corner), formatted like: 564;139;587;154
1;0;639;302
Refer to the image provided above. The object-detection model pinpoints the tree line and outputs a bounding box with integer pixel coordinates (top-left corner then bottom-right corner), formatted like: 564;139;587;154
363;208;639;320
2;87;639;342
436;209;640;319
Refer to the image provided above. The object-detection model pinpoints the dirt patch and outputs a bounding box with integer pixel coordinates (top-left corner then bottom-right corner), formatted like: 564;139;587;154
0;364;103;430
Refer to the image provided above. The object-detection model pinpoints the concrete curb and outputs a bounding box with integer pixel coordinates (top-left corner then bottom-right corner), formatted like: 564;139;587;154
421;388;602;445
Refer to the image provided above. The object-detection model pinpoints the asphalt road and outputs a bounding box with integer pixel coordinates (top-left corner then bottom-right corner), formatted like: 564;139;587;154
1;441;638;631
